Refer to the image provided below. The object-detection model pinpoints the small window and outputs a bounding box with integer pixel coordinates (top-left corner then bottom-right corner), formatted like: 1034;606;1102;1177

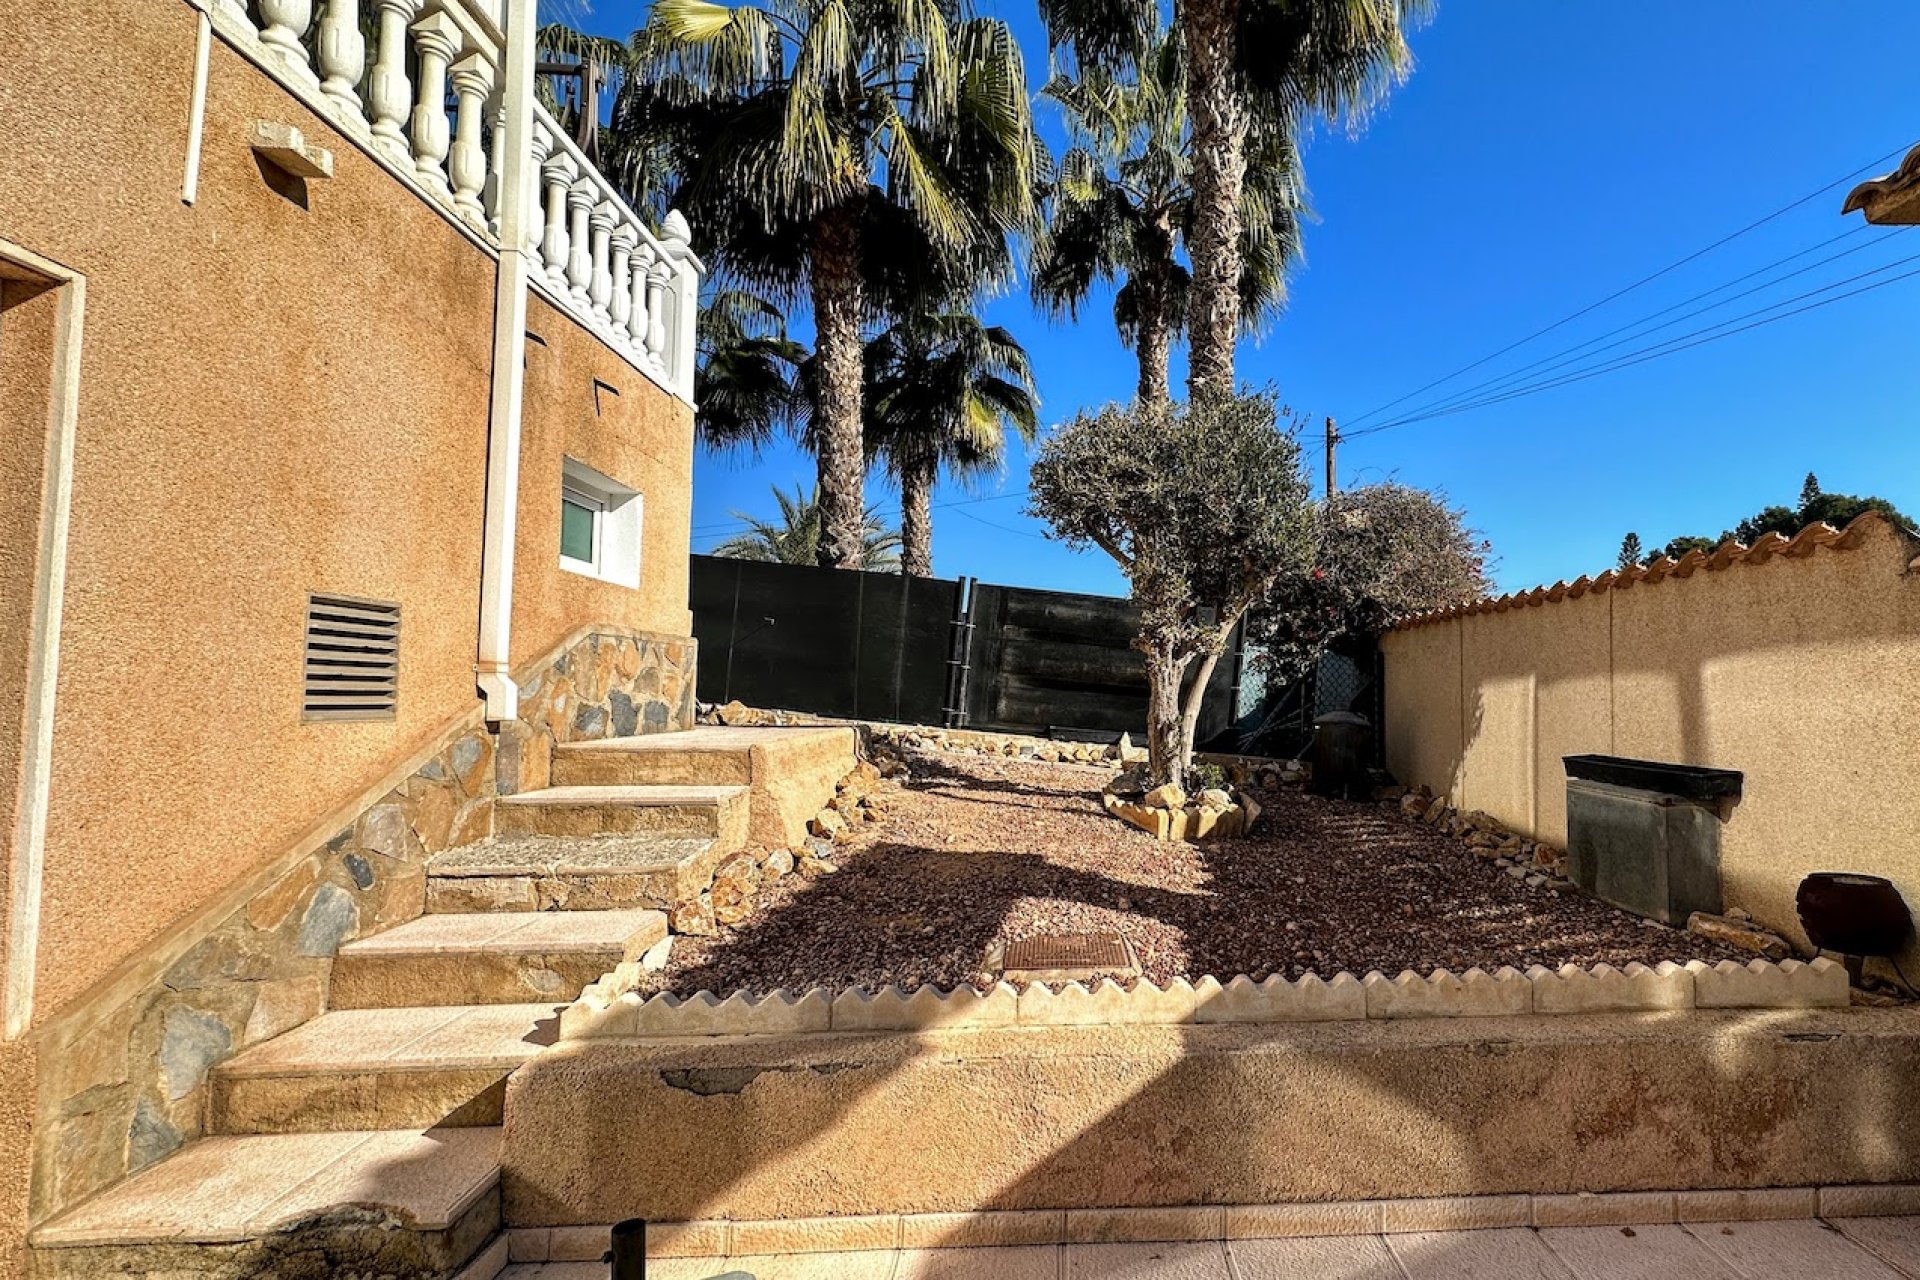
559;457;642;588
303;594;399;721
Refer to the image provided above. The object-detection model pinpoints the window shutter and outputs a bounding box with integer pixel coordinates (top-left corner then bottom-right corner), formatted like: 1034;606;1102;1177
303;594;400;721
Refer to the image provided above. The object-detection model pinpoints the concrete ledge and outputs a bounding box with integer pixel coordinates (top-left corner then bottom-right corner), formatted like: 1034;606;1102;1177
557;958;1850;1041
501;1178;1920;1260
502;1011;1920;1227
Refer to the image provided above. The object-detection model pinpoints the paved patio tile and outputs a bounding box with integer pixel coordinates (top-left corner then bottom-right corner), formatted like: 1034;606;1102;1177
1539;1224;1740;1280
1834;1215;1920;1275
1064;1241;1231;1279
894;1245;1060;1279
1386;1228;1574;1279
1685;1219;1904;1278
1230;1234;1401;1279
725;1250;899;1280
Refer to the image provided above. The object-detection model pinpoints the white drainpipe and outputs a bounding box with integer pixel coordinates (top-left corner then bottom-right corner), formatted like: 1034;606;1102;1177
475;0;538;722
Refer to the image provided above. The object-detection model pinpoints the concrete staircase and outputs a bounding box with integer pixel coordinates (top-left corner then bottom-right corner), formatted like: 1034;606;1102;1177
29;725;852;1279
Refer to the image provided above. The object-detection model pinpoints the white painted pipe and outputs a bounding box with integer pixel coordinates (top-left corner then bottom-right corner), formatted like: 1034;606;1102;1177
182;6;212;204
474;0;538;722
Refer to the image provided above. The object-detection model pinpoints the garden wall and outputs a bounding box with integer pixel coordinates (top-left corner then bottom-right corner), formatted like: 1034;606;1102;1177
1380;513;1920;969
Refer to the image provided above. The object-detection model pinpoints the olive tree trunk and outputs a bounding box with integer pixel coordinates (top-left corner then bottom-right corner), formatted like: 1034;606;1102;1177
810;203;867;569
1178;616;1241;772
1143;643;1189;791
900;454;936;578
1181;0;1247;398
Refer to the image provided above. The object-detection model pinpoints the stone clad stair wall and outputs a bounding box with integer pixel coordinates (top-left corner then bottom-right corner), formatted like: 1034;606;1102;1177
26;627;696;1276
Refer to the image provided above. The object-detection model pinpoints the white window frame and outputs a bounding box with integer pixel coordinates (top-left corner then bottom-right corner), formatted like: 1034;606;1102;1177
558;456;643;589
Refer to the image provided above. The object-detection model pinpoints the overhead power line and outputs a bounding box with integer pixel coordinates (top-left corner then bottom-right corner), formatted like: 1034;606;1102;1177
1347;250;1920;437
1363;224;1911;430
1339;140;1918;431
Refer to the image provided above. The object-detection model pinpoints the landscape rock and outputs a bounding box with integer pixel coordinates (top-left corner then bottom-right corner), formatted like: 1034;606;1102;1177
1145;784;1186;811
670;895;717;936
798;855;839;878
763;848;796;879
809;809;848;838
1687;911;1793;960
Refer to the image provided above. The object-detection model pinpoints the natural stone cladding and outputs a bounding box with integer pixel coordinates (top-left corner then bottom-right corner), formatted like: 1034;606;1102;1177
558;956;1849;1041
29;626;695;1227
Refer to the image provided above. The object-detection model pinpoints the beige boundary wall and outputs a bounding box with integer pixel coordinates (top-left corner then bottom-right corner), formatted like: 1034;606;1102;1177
502;1009;1920;1227
1380;514;1920;972
0;0;695;1271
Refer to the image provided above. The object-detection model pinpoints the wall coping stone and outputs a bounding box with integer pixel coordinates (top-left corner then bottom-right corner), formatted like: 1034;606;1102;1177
559;955;1849;1041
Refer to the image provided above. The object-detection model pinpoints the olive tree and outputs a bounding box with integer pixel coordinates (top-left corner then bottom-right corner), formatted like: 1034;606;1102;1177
1028;392;1315;789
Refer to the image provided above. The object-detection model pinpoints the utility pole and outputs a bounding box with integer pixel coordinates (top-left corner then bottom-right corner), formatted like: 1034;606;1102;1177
1324;416;1339;501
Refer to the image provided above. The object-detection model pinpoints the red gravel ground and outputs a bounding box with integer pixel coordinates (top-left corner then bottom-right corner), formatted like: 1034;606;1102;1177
648;747;1749;995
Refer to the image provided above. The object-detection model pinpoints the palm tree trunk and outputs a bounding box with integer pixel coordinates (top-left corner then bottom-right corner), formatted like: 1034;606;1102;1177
1182;0;1247;398
1134;281;1172;405
810;202;867;569
900;455;936;577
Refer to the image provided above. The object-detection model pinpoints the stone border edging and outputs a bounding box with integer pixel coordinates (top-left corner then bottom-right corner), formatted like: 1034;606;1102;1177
558;956;1848;1041
505;1181;1920;1262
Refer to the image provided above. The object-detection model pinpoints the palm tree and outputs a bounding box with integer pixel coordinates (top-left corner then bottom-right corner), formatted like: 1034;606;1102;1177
866;312;1040;576
1031;24;1304;403
712;484;903;570
693;288;809;452
1038;0;1422;396
590;0;1039;568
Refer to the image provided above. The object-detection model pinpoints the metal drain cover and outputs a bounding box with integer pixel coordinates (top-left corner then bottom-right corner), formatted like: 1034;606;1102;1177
999;932;1139;981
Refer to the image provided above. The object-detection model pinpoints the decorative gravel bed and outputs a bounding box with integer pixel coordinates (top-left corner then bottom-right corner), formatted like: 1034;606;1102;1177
644;747;1749;995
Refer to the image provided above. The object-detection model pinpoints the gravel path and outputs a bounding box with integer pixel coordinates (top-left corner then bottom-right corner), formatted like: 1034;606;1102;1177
649;748;1748;995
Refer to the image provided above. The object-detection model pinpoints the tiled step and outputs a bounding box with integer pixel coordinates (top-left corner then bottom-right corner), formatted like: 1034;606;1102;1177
209;1005;559;1134
553;726;856;846
330;909;667;1008
29;1127;500;1278
426;832;725;913
496;783;750;846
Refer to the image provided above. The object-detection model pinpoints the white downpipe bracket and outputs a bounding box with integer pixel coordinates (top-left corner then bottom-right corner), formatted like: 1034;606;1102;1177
3;247;86;1040
474;0;537;722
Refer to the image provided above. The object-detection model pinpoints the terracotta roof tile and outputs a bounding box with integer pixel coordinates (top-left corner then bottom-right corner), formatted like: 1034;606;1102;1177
1392;511;1900;631
1843;144;1920;223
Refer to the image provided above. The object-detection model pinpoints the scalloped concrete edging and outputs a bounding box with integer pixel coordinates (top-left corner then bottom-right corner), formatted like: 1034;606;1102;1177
504;1181;1920;1262
557;956;1849;1041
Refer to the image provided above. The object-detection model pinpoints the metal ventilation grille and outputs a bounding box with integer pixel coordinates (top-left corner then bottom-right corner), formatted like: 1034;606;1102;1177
303;594;399;721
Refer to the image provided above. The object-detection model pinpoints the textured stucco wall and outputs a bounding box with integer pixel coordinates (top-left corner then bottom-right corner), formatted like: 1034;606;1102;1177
1381;522;1920;965
513;295;696;664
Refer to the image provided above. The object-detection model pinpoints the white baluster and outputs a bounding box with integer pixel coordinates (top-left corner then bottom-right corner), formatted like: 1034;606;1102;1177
628;243;653;356
315;0;366;116
565;179;595;307
588;203;616;322
367;0;423;164
645;256;671;365
540;152;576;289
484;93;506;236
609;227;637;342
449;53;495;227
256;0;318;85
524;122;553;254
408;11;462;193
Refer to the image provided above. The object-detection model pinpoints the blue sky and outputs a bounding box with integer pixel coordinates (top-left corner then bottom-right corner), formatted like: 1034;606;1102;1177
576;0;1920;597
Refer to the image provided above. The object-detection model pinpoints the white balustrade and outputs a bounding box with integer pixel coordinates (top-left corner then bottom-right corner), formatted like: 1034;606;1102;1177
193;1;702;401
